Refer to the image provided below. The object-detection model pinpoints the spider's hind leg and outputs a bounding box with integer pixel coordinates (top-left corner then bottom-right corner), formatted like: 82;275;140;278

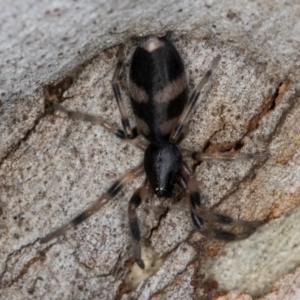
46;100;147;150
169;55;221;144
189;151;270;163
112;44;137;139
50;102;127;137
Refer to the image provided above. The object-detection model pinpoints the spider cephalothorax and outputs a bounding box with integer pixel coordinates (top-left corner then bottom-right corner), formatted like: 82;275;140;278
144;141;182;198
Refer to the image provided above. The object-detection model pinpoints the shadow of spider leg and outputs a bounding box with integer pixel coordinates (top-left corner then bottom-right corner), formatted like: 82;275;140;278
40;163;144;244
180;163;263;241
128;180;151;269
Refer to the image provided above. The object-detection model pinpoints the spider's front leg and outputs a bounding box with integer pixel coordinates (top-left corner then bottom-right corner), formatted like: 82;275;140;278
40;163;144;243
179;162;262;241
128;180;150;269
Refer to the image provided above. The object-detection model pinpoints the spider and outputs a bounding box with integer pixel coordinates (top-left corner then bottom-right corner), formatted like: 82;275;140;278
41;35;265;269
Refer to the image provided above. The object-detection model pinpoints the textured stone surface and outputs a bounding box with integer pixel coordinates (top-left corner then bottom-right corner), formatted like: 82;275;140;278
215;266;300;300
1;1;300;299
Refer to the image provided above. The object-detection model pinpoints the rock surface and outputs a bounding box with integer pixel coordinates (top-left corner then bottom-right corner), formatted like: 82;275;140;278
1;1;300;299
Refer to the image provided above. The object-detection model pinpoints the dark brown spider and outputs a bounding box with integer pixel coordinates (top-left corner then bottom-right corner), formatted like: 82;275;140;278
41;36;265;269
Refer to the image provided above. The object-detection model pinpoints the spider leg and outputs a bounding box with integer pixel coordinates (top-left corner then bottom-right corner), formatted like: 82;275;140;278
174;124;190;145
128;180;150;269
112;44;136;139
180;162;262;241
185;150;270;163
49;102;147;150
169;55;221;144
40;163;144;244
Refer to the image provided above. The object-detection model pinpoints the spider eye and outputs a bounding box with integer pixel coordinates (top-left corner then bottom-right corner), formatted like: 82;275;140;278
155;187;172;198
155;187;165;197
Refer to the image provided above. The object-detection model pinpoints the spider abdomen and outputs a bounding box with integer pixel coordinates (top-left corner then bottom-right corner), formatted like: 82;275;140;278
129;37;188;143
